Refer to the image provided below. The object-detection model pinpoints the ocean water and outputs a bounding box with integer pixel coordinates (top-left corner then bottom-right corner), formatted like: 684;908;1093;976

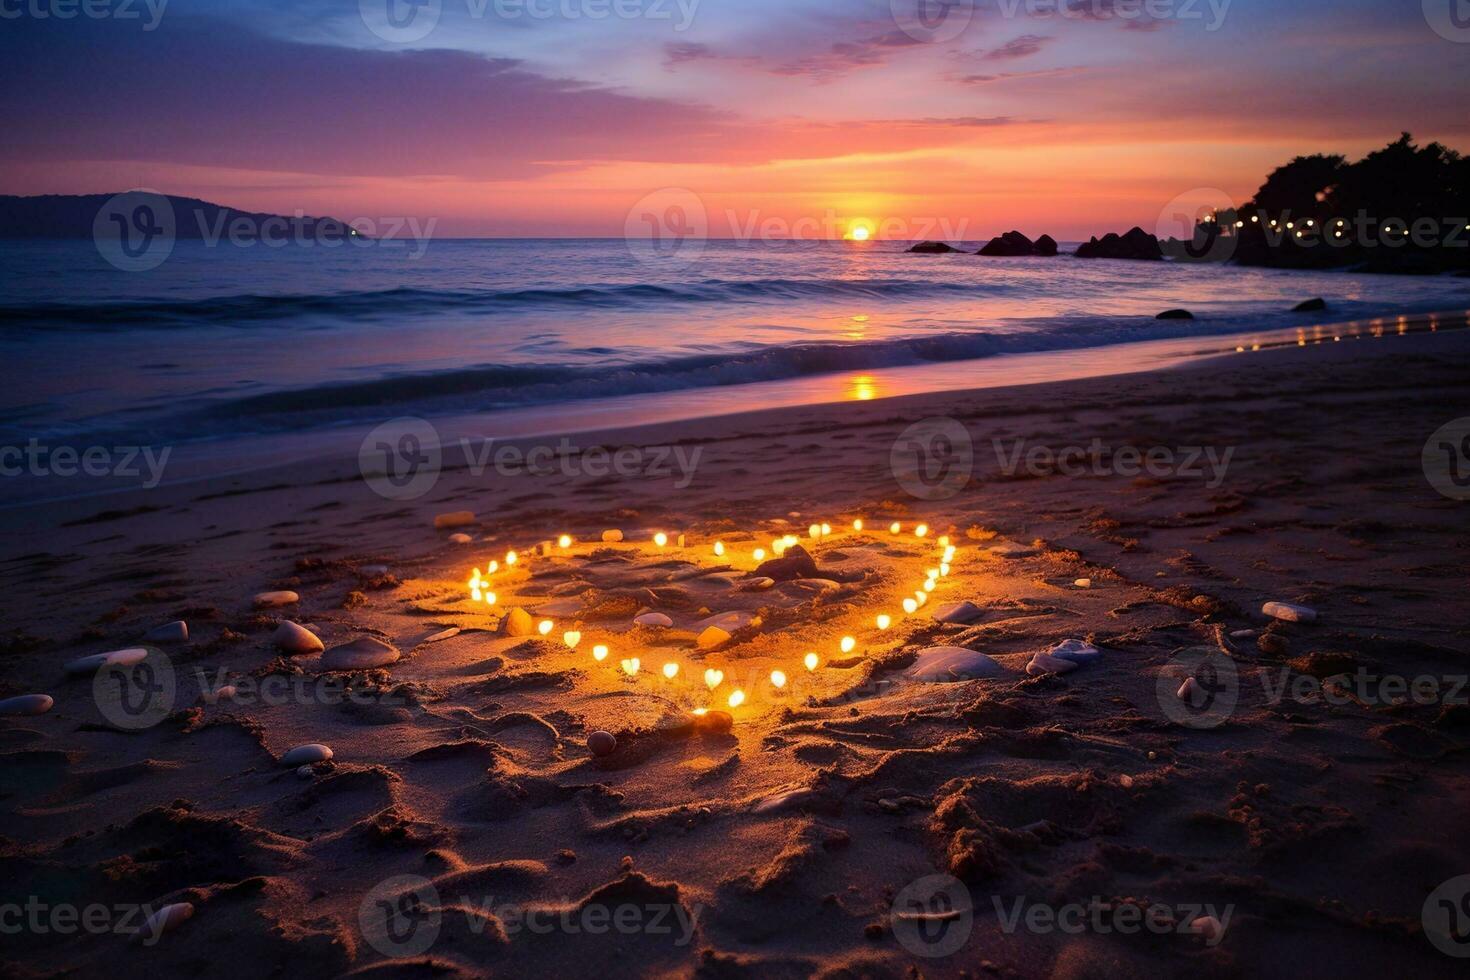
2;237;1469;451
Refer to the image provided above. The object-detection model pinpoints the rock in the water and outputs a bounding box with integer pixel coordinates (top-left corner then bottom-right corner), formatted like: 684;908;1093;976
321;637;400;671
143;621;188;644
908;646;1005;682
0;694;53;716
633;612;673;628
275;621;324;655
697;626;731;650
907;241;962;254
1047;639;1102;664
449;533;473;544
1292;297;1327;312
978;230;1036;257
137;903;194;944
1262;601;1317;623
1074;226;1163;261
1034;234;1059;256
1026;652;1080;676
754;544;819;582
1156;308;1194;320
434;511;475;529
63;648;148;677
501;607;536;636
932;600;984;625
253;590;299;608
280;743;333;767
602;529;624;542
587;731;617;757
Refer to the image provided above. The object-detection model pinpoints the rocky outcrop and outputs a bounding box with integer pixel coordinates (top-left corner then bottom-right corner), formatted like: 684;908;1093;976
908;241;962;254
1034;234;1059;256
1074;226;1163;260
977;230;1059;257
1156;309;1194;320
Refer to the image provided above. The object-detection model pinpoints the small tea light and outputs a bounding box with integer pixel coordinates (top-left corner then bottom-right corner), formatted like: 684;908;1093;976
903;597;918;614
592;644;609;662
889;522;901;534
471;587;482;602
538;619;554;636
925;577;938;592
840;636;856;654
704;668;724;689
563;631;582;649
484;591;497;606
876;614;891;630
727;690;746;708
663;662;680;679
506;550;518;566
558;534;573;548
804;652;820;671
821;523;831;536
809;524;821;539
940;563;950;576
487;560;499;574
915;591;928;607
773;539;788;556
770;670;787;689
753;548;766;561
621;658;640;676
915;524;929;538
714;541;725;556
853;519;863;531
938;535;949;547
654;532;668;547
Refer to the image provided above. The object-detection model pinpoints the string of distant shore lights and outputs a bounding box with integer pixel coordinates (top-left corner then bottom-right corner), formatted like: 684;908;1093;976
466;520;958;715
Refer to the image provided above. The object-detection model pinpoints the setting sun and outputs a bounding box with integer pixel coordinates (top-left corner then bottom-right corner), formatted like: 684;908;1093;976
848;225;871;241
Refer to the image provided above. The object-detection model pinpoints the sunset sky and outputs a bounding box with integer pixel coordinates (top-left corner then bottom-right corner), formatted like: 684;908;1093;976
2;0;1467;239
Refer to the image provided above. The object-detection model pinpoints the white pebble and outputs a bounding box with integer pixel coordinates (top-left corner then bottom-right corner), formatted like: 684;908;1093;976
449;533;473;544
253;591;299;609
63;648;148;677
1026;652;1079;677
0;694;54;716
908;646;1006;682
1262;601;1317;623
136;903;193;943
143;621;188;643
634;612;673;628
320;637;399;671
1048;639;1102;665
280;743;333;767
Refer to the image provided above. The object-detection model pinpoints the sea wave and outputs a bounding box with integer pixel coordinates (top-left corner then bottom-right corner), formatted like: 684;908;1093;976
0;278;1006;329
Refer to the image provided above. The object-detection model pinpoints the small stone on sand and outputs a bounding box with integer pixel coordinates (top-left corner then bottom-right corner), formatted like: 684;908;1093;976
501;607;536;636
321;637;400;671
1026;652;1080;676
587;731;617;757
253;590;299;608
275;621;324;655
63;647;149;677
434;511;475;529
908;646;1005;682
932;600;984;624
1177;677;1198;700
280;743;333;767
1187;915;1225;943
137;903;194;943
634;612;673;628
143;621;188;643
988;541;1037;558
697;626;731;650
602;529;624;542
1074;578;1092;588
0;694;53;716
740;577;775;592
1262;601;1317;623
1047;639;1102;664
449;533;473;544
201;685;237;704
360;564;389;576
696;611;756;633
694;710;733;734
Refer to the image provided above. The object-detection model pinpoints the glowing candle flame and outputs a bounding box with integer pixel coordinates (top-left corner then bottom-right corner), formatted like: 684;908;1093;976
753;548;766;561
809;524;821;539
654;532;668;547
840;636;856;653
804;652;819;671
538;619;553;636
876;614;891;630
770;670;787;689
663;662;679;679
889;522;901;534
938;535;950;547
940;563;950;576
853;519;863;531
488;560;499;573
506;551;518;566
821;523;831;536
563;631;581;649
621;658;640;676
558;534;572;548
471;587;482;602
714;541;725;556
915;524;929;538
704;668;724;689
903;597;918;614
592;644;609;662
727;690;746;708
485;591;497;606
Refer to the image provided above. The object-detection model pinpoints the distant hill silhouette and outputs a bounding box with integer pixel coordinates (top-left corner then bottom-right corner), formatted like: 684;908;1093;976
0;193;359;241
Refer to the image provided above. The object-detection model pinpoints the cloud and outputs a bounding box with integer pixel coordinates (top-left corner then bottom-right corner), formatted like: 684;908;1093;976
983;34;1054;60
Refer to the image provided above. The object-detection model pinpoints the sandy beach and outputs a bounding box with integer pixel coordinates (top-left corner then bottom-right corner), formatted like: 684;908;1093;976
3;317;1470;979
